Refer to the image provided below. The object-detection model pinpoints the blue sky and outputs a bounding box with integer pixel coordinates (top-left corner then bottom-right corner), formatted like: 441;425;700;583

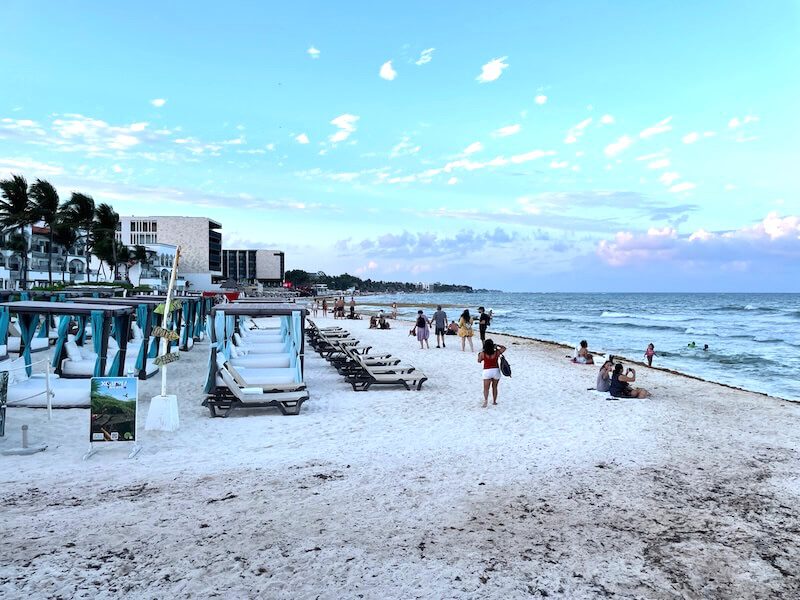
1;1;799;291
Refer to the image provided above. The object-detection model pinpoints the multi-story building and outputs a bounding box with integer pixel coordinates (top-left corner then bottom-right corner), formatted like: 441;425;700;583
0;225;88;289
117;216;222;289
222;249;285;286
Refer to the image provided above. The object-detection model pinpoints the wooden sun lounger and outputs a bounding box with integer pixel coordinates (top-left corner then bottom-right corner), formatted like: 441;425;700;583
203;367;309;417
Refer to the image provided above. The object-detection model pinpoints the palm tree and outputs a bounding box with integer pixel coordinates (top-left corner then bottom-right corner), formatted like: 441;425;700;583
52;221;78;283
93;203;120;281
29;179;61;286
0;175;35;290
131;244;152;286
62;192;95;282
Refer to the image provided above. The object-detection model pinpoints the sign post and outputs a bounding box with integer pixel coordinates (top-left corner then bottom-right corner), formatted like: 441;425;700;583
83;376;140;460
145;246;182;432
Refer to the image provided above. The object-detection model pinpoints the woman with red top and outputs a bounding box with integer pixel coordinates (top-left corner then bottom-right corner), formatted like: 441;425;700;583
477;338;507;407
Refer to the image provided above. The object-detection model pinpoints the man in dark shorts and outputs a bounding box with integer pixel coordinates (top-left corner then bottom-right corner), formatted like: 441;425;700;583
478;306;491;342
431;305;448;348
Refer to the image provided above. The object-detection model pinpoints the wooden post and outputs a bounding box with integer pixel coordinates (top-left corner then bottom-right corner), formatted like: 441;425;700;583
159;247;181;397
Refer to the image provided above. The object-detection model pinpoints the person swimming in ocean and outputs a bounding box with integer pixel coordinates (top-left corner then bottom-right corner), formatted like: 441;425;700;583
688;341;696;348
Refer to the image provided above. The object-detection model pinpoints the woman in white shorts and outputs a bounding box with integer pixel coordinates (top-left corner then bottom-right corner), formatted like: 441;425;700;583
477;338;507;407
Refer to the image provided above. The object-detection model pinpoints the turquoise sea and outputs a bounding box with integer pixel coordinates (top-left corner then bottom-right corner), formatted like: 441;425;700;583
353;292;800;402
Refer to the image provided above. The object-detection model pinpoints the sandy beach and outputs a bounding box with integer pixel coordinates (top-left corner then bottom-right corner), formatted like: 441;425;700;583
2;316;800;599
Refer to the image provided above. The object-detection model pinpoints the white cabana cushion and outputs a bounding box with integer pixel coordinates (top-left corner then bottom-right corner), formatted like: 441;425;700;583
64;341;82;361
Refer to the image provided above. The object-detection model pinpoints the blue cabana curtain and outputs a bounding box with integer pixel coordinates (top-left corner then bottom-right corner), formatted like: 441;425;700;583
203;312;228;393
18;312;39;376
74;315;86;345
90;311;105;377
0;307;9;346
109;314;127;376
135;304;149;371
50;315;71;369
181;301;191;348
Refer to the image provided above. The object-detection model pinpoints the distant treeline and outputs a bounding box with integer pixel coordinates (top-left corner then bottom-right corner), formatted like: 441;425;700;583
285;269;473;293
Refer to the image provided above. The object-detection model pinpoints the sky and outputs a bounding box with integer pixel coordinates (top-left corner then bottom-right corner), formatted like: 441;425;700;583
1;1;799;292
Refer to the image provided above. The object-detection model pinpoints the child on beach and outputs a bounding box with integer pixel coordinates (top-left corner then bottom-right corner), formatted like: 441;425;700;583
478;338;507;407
458;309;474;352
644;343;656;366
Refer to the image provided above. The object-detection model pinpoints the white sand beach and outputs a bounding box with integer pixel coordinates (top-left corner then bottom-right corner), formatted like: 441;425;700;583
2;317;800;599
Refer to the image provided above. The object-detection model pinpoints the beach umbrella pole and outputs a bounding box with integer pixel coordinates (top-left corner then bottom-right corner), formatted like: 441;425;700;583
145;247;181;432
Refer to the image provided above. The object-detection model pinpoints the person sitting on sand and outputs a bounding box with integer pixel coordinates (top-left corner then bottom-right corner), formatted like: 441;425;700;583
478;338;507;407
609;363;651;398
573;340;595;365
458;309;474;352
596;359;614;393
369;315;378;329
447;321;459;335
378;313;390;329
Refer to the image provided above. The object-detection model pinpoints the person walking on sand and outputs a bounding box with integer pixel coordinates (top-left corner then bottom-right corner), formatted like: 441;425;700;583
391;302;398;319
349;297;356;319
321;298;328;318
478;306;491;343
644;343;656;367
413;310;430;349
458;309;474;352
431;305;448;348
478;338;507;407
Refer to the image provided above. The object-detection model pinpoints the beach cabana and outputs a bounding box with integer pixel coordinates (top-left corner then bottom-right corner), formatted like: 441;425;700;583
71;297;167;379
0;301;134;378
131;295;191;351
203;303;307;416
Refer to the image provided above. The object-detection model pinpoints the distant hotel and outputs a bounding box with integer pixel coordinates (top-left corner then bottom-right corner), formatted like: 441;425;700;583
222;249;285;286
117;216;222;288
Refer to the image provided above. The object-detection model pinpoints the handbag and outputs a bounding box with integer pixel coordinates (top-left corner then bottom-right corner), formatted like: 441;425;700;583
499;354;511;377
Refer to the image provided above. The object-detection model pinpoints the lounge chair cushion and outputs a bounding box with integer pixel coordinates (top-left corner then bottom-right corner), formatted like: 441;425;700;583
65;341;82;361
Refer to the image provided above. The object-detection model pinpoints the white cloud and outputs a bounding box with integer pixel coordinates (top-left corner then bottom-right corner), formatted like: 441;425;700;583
517;197;541;215
379;61;397;81
447;177;458;185
604;135;633;157
112;164;123;173
476;57;508;83
724;184;736;191
307;46;320;59
329;113;359;143
648;158;670;169
639;116;673;139
295;133;310;144
728;115;759;129
415;48;435;66
463;141;483;155
564;118;592;144
682;132;699;144
0;157;64;176
669;182;695;193
493;124;521;137
534;95;548;105
550;160;569;169
659;172;680;185
600;114;615;125
391;135;421;158
150;98;166;107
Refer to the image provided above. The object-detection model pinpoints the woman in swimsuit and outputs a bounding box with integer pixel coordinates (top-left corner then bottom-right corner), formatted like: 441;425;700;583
478;338;507;407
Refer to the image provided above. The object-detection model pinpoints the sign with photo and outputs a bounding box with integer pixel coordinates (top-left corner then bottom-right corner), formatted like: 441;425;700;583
90;377;138;443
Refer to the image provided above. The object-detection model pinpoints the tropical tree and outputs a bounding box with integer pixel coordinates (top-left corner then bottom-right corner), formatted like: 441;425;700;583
29;179;61;285
0;175;35;289
52;221;78;283
62;192;95;282
131;244;155;286
93;203;120;280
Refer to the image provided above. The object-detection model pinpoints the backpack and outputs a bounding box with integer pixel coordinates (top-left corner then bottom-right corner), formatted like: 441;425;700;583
416;316;426;328
499;355;511;377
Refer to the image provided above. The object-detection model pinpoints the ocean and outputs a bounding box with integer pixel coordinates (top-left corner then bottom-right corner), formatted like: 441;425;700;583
349;292;800;402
